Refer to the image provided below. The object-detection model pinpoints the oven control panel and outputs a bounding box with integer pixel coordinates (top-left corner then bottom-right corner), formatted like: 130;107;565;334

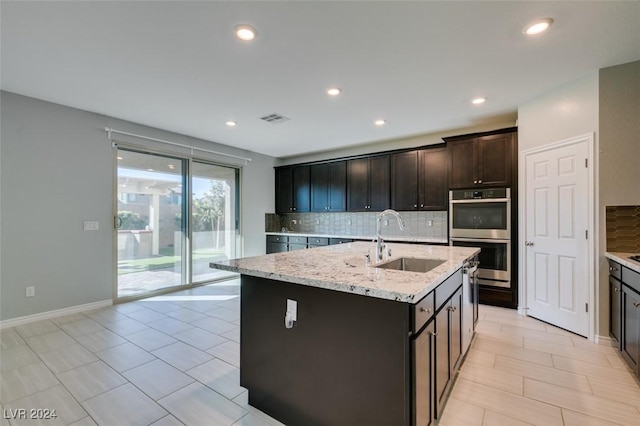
450;188;508;200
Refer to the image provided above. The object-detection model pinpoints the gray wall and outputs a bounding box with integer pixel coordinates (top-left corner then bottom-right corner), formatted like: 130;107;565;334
598;60;640;336
0;91;275;321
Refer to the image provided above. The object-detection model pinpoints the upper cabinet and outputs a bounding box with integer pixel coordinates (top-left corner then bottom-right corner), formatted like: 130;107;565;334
347;155;390;212
310;161;347;212
391;146;448;211
447;131;515;189
275;165;310;213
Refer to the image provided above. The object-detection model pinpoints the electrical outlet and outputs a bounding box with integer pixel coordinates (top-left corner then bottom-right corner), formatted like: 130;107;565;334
26;286;35;297
347;219;352;226
83;221;99;231
427;220;433;227
384;219;389;226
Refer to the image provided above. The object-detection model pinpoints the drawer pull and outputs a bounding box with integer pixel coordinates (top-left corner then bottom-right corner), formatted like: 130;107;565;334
419;307;431;313
609;266;619;272
634;302;640;308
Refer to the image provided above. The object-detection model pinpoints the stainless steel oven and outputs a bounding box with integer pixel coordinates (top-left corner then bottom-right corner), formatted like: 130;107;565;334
450;238;510;288
449;188;510;239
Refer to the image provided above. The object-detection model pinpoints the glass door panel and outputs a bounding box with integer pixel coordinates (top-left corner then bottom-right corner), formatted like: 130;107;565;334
116;149;186;298
191;161;239;283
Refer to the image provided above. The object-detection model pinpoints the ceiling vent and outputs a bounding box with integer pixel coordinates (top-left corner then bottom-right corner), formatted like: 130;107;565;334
260;113;290;124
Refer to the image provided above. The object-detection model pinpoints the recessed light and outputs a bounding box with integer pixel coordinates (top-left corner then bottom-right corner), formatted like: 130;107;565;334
374;119;386;126
327;87;342;96
235;24;257;41
225;120;237;127
471;97;487;105
524;18;553;35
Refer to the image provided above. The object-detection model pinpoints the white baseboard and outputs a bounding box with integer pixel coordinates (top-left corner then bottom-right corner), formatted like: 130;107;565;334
0;299;113;330
594;334;618;347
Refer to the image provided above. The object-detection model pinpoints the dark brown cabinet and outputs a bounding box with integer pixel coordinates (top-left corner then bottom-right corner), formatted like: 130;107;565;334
413;321;435;426
347;155;390;211
447;131;515;189
622;283;640;370
310;161;347;212
275;166;310;214
391;146;448;211
610;275;622;344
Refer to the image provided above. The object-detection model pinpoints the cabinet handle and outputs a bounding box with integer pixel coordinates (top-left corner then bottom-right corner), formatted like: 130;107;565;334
474;180;478;184
420;204;424;208
478;179;482;184
448;306;456;312
419;307;431;313
609;266;619;272
614;287;620;292
414;204;417;208
634;302;640;308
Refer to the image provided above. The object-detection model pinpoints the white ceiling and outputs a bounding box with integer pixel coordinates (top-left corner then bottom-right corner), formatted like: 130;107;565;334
2;1;639;158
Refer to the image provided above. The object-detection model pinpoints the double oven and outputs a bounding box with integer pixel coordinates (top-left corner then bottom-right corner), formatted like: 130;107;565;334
449;188;511;289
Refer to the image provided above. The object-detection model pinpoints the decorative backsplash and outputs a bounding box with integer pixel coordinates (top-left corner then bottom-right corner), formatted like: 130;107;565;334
606;205;640;253
265;211;448;240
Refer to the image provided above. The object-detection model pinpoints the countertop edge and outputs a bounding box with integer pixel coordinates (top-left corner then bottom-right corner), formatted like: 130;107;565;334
265;231;448;244
605;252;640;274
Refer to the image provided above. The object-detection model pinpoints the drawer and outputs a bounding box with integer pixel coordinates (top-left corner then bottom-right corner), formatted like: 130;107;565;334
623;266;640;293
289;236;308;244
308;237;329;246
608;259;622;281
288;243;307;251
413;291;435;333
267;235;288;243
435;268;462;310
330;238;353;245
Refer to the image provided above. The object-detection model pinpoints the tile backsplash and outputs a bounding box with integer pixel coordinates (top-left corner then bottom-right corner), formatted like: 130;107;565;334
606;205;640;253
266;211;448;240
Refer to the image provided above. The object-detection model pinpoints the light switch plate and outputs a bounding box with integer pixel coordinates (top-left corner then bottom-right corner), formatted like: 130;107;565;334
83;221;99;231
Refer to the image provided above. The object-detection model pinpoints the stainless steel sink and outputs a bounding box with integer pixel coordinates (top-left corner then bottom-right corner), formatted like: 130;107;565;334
375;257;445;273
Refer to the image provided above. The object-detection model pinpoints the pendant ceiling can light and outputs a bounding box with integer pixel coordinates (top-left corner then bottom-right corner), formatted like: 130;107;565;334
235;24;257;41
524;18;553;35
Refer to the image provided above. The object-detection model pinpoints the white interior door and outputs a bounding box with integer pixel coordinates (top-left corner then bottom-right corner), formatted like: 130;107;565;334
524;137;591;336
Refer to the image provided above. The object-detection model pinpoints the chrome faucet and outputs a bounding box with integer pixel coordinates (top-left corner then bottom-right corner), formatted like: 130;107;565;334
375;209;405;261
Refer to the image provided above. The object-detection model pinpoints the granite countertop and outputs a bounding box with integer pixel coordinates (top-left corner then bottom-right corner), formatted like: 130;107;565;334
210;242;479;303
605;252;640;274
265;231;448;244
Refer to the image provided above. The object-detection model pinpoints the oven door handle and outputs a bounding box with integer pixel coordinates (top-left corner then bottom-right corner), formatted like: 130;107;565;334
450;198;510;204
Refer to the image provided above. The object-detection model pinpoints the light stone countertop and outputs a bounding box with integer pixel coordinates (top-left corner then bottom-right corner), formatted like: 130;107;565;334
210;242;479;303
605;252;640;274
265;231;448;244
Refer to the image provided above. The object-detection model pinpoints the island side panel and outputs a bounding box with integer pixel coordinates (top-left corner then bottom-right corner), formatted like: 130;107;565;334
240;275;412;426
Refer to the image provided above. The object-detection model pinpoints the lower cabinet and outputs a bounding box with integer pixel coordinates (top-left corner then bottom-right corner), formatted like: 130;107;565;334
412;321;435;426
609;258;640;376
434;286;462;417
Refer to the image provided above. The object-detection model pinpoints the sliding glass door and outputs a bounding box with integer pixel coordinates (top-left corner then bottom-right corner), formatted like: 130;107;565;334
116;149;240;299
191;161;239;283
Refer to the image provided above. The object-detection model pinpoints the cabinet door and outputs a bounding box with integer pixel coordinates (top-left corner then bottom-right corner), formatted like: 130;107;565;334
622;285;640;371
448;139;476;189
419;147;448;210
369;155;390;211
328;161;346;211
293;165;311;212
275;167;293;213
435;305;450;411
413;321;434;426
449;288;463;371
347;158;369;211
310;163;330;212
476;133;512;187
267;242;288;254
391;151;419;211
610;276;622;344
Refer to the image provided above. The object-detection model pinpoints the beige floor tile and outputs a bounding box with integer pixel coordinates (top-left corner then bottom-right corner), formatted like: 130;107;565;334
101;317;151;336
571;337;620;354
173;327;228;351
494;355;592;393
0;328;26;350
95;342;157;372
68;417;98;426
15;320;60;339
501;324;574;346
449;378;563;426
84;308;129;324
544;324;578;337
3;385;87;426
75;329;127;352
482;410;534;426
474;320;503;334
38;343;98;374
123;359;194;401
459;363;523;395
472;337;554;367
0;344;40;372
604;352;631;369
25;330;76;354
231;391;285;426
150;415;184;426
56;361;126;402
232;413;276;426
0;362;59;403
58;318;104;337
439;397;484;426
51;313;88;325
552;355;640;387
207;340;240;368
483;314;547;331
524;378;640;425
125;328;178;352
561;409;624;426
524;337;609;365
152;342;213;371
476;329;525;347
587;376;640;408
461;349;496;368
186;358;244;399
82;383;167;425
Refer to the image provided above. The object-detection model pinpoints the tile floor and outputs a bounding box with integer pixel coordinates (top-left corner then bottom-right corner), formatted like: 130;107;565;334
1;280;639;425
441;304;640;426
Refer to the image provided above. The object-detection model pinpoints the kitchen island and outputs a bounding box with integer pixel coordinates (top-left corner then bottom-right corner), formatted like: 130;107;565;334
210;242;479;426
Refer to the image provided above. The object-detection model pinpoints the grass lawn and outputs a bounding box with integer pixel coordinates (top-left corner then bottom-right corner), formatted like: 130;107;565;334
118;247;226;275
